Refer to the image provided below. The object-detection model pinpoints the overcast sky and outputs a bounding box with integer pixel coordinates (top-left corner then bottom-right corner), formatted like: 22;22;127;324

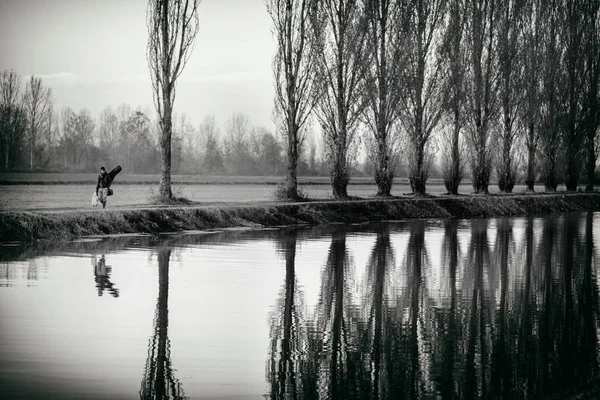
0;0;277;130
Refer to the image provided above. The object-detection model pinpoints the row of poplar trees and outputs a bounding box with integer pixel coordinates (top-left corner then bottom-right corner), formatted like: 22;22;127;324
266;0;600;198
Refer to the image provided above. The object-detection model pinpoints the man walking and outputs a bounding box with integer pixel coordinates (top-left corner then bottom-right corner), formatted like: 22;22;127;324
96;166;110;208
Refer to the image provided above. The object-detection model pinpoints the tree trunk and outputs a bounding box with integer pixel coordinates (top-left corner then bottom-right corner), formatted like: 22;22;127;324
472;125;490;194
411;144;426;195
374;138;393;196
445;107;462;195
331;155;349;198
410;19;427;196
331;23;350;200
286;123;299;199
526;123;536;191
586;127;597;192
452;112;461;190
544;154;557;191
373;10;393;198
157;0;174;200
410;100;426;195
565;125;580;191
498;121;514;193
159;100;173;200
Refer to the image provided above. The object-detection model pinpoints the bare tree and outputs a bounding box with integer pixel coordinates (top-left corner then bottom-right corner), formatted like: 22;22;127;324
250;126;284;175
59;108;96;170
0;70;26;170
362;0;406;196
123;110;154;173
495;0;525;193
224;112;252;174
98;106;120;163
199;115;224;174
400;0;448;195
584;0;600;191
40;110;59;168
147;0;200;200
560;0;587;191
538;0;563;191
311;0;369;198
520;0;543;191
23;76;53;171
464;0;498;194
173;112;197;174
266;0;318;199
440;0;467;194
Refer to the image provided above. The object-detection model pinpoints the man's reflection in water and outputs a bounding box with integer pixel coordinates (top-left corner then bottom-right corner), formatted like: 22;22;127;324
93;254;119;297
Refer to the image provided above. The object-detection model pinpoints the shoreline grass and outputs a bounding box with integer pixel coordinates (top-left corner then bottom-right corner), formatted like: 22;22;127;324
2;193;600;243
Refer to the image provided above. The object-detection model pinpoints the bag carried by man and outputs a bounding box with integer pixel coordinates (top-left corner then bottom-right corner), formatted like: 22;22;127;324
107;165;122;186
106;166;120;196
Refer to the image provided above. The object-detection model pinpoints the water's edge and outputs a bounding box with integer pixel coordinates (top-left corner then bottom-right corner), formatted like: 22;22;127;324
2;193;600;243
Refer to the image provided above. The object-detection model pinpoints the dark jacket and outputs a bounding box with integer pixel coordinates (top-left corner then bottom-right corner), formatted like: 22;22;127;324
96;172;111;193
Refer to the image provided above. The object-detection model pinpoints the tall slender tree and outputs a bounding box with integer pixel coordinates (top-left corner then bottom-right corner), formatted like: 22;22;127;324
311;0;369;198
199;115;224;174
23;76;53;170
98;106;120;163
59;108;96;170
224;112;252;174
266;0;318;199
560;0;587;191
520;0;543;191
538;0;563;191
495;0;525;193
584;0;600;191
440;0;467;194
400;0;448;195
464;0;498;194
362;0;406;196
147;0;200;200
0;70;26;170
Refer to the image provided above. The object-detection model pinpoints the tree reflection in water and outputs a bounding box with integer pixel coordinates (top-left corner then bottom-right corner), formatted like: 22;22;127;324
313;231;362;399
266;213;600;399
140;248;187;400
431;219;461;399
363;226;396;399
267;231;311;400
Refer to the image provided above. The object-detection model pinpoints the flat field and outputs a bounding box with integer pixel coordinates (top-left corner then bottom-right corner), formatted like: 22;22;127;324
0;173;551;211
0;173;375;185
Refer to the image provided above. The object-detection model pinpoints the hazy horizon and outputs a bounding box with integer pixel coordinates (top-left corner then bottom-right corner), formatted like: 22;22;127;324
0;0;277;129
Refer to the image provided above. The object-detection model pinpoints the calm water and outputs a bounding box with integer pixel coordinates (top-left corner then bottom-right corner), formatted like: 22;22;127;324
1;212;600;399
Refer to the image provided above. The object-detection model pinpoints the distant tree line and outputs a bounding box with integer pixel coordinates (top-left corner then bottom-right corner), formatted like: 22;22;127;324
0;69;328;176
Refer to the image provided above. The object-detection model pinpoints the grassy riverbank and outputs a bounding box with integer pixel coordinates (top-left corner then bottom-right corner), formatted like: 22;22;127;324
2;192;600;243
